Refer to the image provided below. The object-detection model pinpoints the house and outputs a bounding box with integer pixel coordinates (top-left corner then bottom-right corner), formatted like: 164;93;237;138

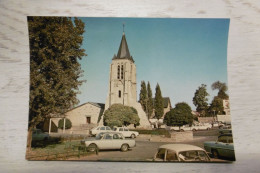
45;102;104;134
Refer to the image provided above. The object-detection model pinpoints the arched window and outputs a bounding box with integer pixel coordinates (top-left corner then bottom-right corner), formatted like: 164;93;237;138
118;90;121;98
117;65;120;79
121;65;124;79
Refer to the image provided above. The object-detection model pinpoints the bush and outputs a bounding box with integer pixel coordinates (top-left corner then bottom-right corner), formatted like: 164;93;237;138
58;118;72;129
132;129;171;137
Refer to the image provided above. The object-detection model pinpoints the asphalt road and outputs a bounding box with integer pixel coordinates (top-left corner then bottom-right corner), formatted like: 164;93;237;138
70;128;228;162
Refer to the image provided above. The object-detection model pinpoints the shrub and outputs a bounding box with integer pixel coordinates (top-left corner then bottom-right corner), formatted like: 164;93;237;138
58;118;72;129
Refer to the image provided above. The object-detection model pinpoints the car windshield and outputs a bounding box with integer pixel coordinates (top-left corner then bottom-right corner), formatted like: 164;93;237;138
178;150;209;162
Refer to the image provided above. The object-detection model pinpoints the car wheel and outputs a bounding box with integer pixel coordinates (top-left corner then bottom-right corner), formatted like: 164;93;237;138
212;149;219;158
180;129;184;132
192;129;196;132
121;144;129;152
207;128;210;130
88;143;98;152
131;134;136;138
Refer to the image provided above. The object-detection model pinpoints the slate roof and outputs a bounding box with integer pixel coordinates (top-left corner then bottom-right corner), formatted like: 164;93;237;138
113;33;134;62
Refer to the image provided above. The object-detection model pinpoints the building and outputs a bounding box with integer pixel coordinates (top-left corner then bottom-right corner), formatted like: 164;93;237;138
102;31;151;128
46;102;104;134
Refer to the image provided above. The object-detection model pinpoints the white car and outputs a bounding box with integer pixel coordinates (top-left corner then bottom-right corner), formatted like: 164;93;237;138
90;126;112;136
170;125;198;131
81;132;136;152
113;127;139;138
195;124;211;130
153;144;211;162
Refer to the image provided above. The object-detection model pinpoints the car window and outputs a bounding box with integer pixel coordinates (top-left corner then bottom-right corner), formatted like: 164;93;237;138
218;136;228;143
100;127;105;130
106;127;111;130
124;128;129;131
198;151;210;161
113;134;122;139
227;136;233;143
113;128;117;131
179;151;199;161
119;128;123;131
166;150;178;161
104;134;113;140
156;149;166;160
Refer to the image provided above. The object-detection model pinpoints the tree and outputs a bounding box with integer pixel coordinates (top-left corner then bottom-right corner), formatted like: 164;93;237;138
208;96;224;116
147;82;153;119
154;83;164;120
164;102;193;128
211;81;229;99
139;81;147;112
28;17;86;150
58;118;72;129
103;104;140;128
192;84;209;116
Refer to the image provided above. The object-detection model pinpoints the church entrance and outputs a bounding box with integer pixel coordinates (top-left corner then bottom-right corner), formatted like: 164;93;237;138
86;117;91;124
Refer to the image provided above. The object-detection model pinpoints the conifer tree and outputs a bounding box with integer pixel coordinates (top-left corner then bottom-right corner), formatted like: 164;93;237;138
154;83;164;120
139;81;147;112
147;82;153;119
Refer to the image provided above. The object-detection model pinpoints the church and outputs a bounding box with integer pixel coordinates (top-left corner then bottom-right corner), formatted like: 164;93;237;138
101;31;151;128
46;30;152;133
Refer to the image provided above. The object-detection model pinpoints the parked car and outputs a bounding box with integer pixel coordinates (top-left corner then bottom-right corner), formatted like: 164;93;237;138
169;125;198;131
204;134;235;160
89;126;113;136
153;144;211;162
32;129;49;141
195;124;211;130
113;126;139;138
81;132;136;152
219;125;232;134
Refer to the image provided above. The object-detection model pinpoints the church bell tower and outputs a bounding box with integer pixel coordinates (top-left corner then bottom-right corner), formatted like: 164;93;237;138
103;27;151;128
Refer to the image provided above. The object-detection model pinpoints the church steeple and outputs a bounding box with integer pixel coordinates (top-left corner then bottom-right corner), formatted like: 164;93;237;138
113;26;134;62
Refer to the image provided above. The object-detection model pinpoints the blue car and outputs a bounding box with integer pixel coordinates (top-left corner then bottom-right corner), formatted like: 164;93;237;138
204;134;235;160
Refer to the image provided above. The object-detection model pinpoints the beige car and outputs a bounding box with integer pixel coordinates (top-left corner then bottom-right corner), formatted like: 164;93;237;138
81;132;136;152
153;144;211;162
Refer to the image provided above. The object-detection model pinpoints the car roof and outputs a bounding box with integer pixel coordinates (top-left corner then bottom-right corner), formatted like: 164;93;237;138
158;144;205;153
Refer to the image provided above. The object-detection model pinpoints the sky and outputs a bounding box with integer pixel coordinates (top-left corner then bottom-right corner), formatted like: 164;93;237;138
77;17;230;110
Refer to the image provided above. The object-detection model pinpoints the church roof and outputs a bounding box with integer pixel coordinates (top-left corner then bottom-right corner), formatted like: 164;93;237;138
113;33;134;62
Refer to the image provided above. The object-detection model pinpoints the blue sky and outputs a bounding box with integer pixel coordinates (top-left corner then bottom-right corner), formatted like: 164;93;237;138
77;17;230;110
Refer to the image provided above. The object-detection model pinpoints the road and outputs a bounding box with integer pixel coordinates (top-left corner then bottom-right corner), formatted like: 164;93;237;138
69;128;228;162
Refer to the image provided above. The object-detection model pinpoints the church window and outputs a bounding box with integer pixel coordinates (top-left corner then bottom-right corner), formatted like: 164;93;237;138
121;65;124;79
117;65;120;79
119;90;121;98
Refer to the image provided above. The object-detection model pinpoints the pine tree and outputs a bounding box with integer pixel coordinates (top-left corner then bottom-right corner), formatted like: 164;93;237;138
139;81;147;112
154;83;164;120
27;17;86;150
147;82;153;119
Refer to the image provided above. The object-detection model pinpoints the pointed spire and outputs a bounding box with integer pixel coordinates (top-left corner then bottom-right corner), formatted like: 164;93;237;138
113;24;134;62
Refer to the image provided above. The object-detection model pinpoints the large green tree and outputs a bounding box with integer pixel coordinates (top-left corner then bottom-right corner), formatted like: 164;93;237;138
211;81;229;99
208;96;224;116
28;17;86;150
164;102;193;128
154;83;164;120
139;81;147;112
147;82;154;119
103;104;140;127
192;84;209;116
